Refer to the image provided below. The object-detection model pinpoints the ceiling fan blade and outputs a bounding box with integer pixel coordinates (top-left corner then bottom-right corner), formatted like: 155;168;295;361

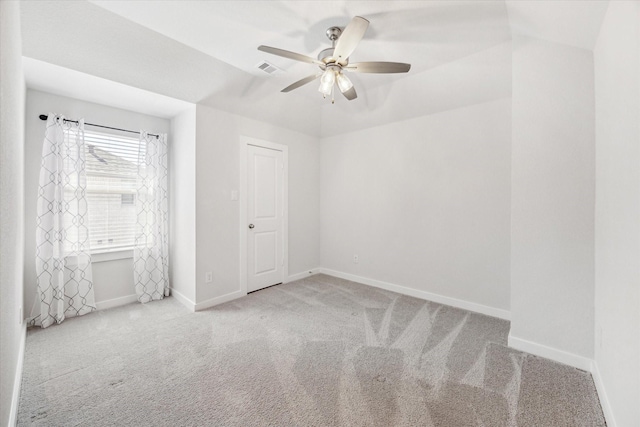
341;86;357;101
333;16;369;65
345;62;411;73
281;74;321;93
258;45;323;65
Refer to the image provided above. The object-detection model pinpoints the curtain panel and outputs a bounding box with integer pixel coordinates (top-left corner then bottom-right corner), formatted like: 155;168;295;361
134;131;169;302
32;114;96;328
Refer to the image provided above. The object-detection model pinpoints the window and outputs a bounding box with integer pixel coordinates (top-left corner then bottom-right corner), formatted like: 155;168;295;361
83;130;144;253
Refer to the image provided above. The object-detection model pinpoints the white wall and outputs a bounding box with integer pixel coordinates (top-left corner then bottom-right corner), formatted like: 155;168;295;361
194;105;320;304
594;2;640;425
510;35;595;361
169;106;197;303
320;98;511;315
0;2;26;425
23;90;171;315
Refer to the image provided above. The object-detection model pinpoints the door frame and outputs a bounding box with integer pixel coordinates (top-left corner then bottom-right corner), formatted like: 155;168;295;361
239;136;288;295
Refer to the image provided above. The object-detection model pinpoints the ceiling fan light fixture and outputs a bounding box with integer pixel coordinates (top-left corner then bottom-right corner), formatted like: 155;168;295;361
318;69;336;95
336;72;353;93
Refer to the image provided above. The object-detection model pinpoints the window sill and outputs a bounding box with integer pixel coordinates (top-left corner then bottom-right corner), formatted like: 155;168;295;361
91;249;134;263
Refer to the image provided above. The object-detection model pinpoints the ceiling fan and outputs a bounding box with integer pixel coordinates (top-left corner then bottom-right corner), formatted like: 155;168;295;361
258;16;411;103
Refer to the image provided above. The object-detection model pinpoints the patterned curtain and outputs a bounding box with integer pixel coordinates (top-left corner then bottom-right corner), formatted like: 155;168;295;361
133;131;169;303
33;114;96;328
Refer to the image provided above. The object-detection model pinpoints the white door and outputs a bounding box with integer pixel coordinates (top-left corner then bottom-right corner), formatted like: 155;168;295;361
247;144;284;292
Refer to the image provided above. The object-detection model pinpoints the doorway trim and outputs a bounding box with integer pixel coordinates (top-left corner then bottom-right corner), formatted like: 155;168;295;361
239;136;289;295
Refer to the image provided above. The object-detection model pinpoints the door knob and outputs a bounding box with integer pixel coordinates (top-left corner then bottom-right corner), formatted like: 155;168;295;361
248;224;255;229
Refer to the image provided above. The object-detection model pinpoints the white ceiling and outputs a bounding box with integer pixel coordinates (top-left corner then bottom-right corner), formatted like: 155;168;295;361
89;0;512;82
505;1;609;50
20;0;610;137
23;57;192;119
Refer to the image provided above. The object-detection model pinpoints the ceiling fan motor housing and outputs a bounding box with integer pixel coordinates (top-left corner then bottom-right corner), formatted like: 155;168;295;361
318;47;337;64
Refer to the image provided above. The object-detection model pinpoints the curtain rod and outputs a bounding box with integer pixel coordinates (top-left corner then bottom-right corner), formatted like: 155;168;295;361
38;114;159;139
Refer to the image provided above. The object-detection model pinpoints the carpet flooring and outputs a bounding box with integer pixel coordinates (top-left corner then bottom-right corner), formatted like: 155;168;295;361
17;274;605;426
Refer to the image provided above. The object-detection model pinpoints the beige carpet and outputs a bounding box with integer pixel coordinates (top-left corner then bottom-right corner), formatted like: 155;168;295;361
17;274;605;426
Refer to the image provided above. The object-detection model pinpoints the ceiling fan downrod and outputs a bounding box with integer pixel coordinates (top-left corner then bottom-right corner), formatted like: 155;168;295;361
317;27;343;64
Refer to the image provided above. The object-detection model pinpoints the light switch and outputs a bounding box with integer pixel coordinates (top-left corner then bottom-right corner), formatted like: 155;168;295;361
231;190;238;201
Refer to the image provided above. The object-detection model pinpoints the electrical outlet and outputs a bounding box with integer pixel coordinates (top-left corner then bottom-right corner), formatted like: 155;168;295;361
205;272;213;283
353;255;359;264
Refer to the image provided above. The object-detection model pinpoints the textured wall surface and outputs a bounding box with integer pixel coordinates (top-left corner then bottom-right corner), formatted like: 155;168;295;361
321;98;512;313
169;106;197;302
594;2;640;425
510;35;595;359
0;2;26;425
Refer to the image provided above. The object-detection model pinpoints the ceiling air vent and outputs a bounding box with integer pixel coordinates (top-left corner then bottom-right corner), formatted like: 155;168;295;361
256;61;280;75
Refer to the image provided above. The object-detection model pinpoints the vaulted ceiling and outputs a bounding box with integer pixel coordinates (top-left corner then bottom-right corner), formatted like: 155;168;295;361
20;1;609;137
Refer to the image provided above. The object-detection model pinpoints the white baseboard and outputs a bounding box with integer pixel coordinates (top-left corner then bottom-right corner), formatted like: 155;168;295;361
286;268;319;283
169;288;245;312
507;333;593;371
591;360;616;427
319;268;511;320
170;287;196;312
95;294;138;311
9;324;27;426
194;290;245;311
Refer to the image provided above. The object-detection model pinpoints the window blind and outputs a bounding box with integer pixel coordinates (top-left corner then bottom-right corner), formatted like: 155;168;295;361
82;130;144;253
